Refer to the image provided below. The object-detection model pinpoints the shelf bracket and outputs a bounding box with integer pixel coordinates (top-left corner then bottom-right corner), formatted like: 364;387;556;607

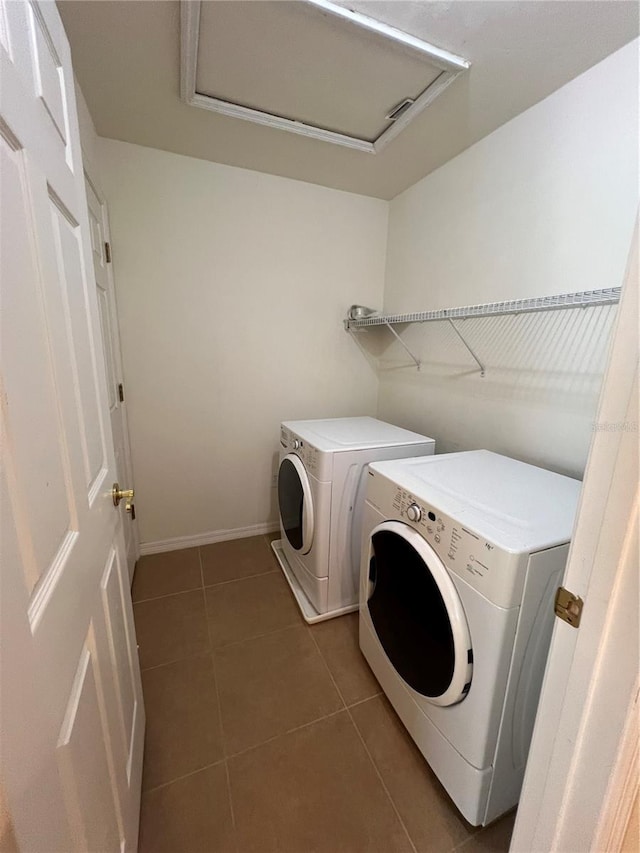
448;319;485;377
384;321;420;370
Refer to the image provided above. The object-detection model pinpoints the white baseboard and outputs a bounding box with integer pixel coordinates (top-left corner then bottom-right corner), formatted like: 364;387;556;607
139;521;280;556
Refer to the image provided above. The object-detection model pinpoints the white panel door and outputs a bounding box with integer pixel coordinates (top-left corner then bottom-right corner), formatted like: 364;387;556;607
0;2;144;851
85;176;139;582
511;225;639;850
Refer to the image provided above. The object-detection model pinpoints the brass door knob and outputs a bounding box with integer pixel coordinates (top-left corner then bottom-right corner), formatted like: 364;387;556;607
112;483;135;507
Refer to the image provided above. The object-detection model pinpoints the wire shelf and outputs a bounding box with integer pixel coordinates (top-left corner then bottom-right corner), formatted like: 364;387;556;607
344;287;622;330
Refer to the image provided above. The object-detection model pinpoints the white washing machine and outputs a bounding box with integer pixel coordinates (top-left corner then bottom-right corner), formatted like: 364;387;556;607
359;450;581;825
272;417;435;623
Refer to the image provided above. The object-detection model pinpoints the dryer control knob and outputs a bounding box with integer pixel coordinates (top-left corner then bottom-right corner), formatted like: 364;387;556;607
407;503;422;523
292;439;300;450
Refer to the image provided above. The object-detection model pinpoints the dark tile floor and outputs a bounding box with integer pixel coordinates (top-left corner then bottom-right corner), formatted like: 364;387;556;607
133;535;516;853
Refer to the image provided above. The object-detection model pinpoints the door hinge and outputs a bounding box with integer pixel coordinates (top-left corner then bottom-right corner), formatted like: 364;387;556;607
554;587;584;628
105;241;112;263
118;383;124;403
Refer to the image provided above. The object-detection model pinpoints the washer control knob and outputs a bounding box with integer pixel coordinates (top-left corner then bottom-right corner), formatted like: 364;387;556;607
407;503;422;523
292;439;300;450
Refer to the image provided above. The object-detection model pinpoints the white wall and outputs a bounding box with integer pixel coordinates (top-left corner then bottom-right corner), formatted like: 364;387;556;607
376;40;639;478
98;139;387;547
97;40;637;547
74;79;102;183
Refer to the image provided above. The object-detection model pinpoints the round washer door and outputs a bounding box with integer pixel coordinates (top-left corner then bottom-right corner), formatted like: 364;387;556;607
278;454;314;555
366;520;473;706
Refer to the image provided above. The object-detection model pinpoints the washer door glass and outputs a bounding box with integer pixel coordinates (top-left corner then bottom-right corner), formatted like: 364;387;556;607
278;454;314;554
367;520;473;706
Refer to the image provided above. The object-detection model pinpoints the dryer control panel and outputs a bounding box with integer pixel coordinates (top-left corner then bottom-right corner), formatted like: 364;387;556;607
367;471;527;608
280;427;325;478
391;485;495;576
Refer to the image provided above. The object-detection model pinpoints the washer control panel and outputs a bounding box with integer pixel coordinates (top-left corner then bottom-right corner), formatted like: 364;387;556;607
279;427;320;475
390;485;496;577
406;503;422;523
365;471;524;607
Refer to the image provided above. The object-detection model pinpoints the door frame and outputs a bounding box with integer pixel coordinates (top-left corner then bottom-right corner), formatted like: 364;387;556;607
74;80;139;579
83;165;140;580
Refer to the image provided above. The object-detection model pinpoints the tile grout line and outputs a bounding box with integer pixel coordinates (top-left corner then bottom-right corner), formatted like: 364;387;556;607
140;675;386;795
139;651;212;674
224;708;347;762
306;626;348;709
345;703;419;853
214;621;346;764
138;595;303;674
142;758;226;795
138;616;306;673
308;627;419;853
200;545;238;834
198;545;204;591
221;758;237;837
203;534;279;590
132;568;280;606
133;586;204;606
453;829;487;851
208;618;305;653
451;807;517;851
203;567;278;591
453;829;493;851
346;690;384;710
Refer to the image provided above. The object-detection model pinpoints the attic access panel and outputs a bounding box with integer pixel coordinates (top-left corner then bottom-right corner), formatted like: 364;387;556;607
181;0;469;153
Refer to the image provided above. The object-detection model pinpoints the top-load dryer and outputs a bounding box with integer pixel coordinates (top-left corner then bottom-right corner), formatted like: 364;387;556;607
272;417;435;622
359;450;581;825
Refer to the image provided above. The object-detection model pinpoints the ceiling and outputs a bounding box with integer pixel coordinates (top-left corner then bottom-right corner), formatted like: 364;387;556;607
58;1;639;200
186;1;468;153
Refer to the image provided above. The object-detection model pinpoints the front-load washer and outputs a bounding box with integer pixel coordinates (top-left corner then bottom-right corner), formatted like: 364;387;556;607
272;417;435;623
359;450;581;826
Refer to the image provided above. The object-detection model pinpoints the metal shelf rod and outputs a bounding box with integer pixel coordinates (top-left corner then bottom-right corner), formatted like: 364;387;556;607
344;287;621;330
383;321;421;370
448;319;485;376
